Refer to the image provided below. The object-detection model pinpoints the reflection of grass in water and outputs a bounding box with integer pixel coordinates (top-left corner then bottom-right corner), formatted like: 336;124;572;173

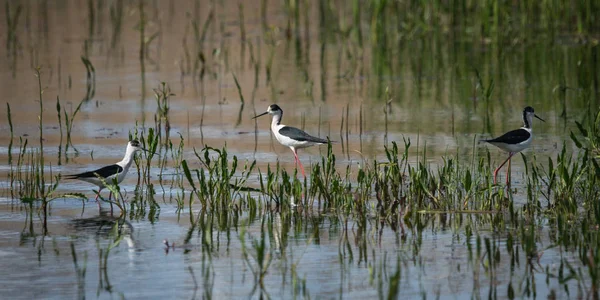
70;214;133;297
240;217;273;297
238;2;246;68
80;56;96;103
232;73;246;127
5;2;21;77
298;1;600;108
70;242;87;299
109;0;124;49
5;1;600;293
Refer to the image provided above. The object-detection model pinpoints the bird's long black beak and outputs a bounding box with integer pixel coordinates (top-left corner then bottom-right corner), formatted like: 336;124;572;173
252;111;268;119
534;114;545;122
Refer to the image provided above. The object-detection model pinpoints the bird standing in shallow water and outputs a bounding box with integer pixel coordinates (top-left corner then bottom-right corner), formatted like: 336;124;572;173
65;140;147;201
253;104;329;177
481;106;545;185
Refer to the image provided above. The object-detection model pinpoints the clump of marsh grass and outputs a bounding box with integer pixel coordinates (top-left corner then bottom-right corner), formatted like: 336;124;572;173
256;160;303;209
127;125;160;213
570;108;600;158
182;145;257;210
10;68;86;234
56;96;84;154
157;133;186;209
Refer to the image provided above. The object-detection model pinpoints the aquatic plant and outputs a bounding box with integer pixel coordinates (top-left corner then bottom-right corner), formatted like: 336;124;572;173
2;1;600;298
571;108;600;158
182;145;257;210
154;82;174;143
11;69;87;234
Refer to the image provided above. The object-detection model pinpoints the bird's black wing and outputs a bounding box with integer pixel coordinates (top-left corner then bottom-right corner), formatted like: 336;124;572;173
484;129;530;145
278;126;328;143
65;164;123;179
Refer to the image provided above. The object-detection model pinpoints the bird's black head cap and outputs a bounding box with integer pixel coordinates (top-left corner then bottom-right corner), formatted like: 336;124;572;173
524;106;534;113
268;104;282;112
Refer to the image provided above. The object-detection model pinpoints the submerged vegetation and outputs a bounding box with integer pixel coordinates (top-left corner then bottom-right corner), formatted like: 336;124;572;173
1;0;600;298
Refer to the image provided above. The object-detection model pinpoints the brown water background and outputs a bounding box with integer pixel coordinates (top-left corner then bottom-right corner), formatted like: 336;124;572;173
0;0;598;298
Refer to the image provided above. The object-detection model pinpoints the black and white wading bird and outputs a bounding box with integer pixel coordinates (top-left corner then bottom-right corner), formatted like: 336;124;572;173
65;140;147;201
253;104;329;177
480;106;545;185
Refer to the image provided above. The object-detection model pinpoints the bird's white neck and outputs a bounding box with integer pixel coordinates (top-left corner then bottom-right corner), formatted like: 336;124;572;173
118;146;137;168
271;113;282;130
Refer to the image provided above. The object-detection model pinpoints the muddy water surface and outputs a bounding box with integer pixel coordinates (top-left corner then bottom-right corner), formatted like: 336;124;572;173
0;1;596;299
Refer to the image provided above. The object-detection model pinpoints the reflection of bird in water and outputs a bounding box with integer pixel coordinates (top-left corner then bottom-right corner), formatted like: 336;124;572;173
69;210;135;249
272;212;294;257
273;213;283;256
70;210;136;294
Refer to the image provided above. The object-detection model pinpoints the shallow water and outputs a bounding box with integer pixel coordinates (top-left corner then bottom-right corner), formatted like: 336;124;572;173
0;1;598;299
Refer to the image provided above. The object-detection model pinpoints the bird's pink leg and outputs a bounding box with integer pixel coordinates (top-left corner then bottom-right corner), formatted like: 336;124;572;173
95;188;102;210
506;155;512;186
297;160;306;178
291;150;299;165
292;148;306;177
493;152;514;184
